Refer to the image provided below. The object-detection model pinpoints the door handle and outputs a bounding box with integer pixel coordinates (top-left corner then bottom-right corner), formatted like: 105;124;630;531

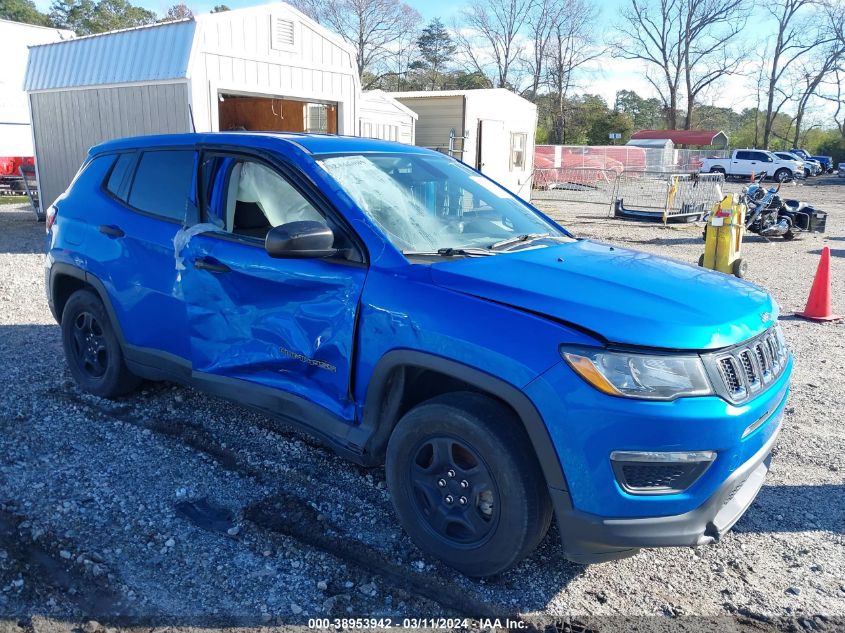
193;256;231;273
99;224;124;238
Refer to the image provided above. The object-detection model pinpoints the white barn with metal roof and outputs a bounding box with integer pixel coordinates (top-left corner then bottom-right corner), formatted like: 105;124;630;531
24;3;360;211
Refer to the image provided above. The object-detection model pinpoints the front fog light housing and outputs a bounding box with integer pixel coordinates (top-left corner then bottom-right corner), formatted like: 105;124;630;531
562;347;714;400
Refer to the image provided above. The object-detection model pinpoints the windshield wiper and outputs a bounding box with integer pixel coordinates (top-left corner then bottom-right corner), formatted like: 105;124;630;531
403;247;496;257
490;233;551;251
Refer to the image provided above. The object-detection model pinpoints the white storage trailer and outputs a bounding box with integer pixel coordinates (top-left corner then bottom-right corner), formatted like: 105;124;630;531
358;90;416;144
390;89;537;199
24;3;361;212
0;19;73;158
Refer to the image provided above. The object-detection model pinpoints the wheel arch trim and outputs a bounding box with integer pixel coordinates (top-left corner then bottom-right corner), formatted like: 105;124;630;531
49;263;127;345
361;349;569;492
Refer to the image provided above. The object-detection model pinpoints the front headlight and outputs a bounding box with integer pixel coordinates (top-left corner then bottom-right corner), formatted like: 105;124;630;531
562;347;713;400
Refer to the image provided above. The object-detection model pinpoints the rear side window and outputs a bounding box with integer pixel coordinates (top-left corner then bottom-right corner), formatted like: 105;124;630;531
105;153;135;200
127;150;196;220
735;151;751;160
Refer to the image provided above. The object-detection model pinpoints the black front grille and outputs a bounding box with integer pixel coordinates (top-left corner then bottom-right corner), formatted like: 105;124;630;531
739;351;757;385
719;357;742;394
705;327;788;404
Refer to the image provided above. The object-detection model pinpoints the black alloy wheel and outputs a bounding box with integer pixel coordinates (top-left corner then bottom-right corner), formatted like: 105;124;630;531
408;435;499;546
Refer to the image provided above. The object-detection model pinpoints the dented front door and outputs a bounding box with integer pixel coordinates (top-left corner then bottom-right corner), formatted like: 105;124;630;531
180;232;365;421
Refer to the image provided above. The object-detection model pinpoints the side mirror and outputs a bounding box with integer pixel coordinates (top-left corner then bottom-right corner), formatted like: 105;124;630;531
265;221;337;259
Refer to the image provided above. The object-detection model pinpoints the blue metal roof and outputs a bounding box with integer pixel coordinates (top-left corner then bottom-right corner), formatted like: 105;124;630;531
90;132;435;156
25;20;196;91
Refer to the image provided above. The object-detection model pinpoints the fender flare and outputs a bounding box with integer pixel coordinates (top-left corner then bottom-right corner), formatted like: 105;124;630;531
360;349;569;492
48;262;127;345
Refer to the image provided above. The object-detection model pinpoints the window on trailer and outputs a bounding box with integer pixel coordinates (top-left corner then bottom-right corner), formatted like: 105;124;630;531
510;133;527;171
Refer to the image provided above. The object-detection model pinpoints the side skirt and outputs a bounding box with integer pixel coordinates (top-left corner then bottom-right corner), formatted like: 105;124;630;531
124;345;373;465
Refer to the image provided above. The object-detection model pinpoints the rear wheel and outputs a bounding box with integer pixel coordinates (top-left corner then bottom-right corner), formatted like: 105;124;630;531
385;392;552;577
61;289;141;398
774;168;790;182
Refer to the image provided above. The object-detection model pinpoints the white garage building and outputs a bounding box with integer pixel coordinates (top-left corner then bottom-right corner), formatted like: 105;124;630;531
391;89;537;199
24;3;361;211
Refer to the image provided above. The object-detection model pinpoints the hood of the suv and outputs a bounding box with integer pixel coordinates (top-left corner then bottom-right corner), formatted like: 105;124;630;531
429;240;776;350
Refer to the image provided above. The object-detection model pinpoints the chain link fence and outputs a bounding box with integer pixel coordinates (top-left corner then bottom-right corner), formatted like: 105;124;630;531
532;166;724;224
532;167;620;205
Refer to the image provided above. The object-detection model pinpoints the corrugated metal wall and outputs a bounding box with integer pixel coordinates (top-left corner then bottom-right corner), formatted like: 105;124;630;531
394;96;464;156
31;82;190;208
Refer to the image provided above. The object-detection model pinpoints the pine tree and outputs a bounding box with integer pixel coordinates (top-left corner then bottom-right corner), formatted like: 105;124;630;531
413;18;456;90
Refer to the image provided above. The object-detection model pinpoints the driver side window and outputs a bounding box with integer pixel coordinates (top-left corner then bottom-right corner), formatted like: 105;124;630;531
203;156;327;239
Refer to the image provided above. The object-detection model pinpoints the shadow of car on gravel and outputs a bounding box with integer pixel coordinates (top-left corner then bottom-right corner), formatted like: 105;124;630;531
1;323;842;627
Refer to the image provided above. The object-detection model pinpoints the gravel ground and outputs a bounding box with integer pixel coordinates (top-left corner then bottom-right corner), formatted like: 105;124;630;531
0;177;843;633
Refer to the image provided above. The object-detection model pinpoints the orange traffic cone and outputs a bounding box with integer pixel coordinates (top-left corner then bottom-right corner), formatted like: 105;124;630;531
749;172;756;183
796;246;841;321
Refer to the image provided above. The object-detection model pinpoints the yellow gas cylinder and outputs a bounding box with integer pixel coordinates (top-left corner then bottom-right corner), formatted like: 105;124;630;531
699;194;747;278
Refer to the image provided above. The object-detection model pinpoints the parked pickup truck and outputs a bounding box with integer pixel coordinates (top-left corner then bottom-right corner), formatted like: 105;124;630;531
701;149;800;182
788;149;824;175
810;155;834;173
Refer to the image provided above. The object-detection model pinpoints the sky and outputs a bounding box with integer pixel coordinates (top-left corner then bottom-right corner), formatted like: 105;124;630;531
30;0;835;122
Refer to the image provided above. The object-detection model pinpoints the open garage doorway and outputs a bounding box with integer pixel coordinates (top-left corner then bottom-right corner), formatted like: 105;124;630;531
217;93;338;134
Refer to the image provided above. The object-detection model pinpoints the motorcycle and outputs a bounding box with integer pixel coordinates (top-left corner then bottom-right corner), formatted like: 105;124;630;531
742;178;827;240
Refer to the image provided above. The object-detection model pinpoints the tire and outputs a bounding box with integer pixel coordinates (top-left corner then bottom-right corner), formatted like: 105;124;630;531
774;168;790;183
385;392;553;577
709;167;726;176
61;289;141;398
698;253;705;267
783;230;796;241
732;258;748;278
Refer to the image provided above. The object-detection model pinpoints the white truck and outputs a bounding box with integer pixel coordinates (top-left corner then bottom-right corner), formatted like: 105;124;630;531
700;149;801;182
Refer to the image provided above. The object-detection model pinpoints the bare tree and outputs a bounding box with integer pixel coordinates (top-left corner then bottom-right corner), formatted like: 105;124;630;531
545;0;601;142
791;0;845;144
680;0;749;129
291;0;421;86
524;0;561;100
761;0;821;147
614;0;748;130
163;3;192;20
613;0;683;128
454;0;533;89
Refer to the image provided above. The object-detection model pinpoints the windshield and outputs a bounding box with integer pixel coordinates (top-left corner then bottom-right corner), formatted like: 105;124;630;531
318;152;568;254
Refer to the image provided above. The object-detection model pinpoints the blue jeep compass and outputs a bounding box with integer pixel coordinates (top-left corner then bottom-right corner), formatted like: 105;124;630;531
45;133;792;577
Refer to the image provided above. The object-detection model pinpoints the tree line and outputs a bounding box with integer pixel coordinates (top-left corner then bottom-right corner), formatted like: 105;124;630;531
3;0;844;156
0;0;227;34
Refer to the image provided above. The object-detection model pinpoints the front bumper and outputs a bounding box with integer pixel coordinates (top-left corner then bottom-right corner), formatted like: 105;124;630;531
551;411;781;563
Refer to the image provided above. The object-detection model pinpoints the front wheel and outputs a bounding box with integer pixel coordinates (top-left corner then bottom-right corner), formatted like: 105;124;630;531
774;168;790;183
61;289;141;398
385;392;552;577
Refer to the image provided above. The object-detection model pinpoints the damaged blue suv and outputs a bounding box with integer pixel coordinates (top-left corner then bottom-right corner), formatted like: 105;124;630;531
46;133;792;577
